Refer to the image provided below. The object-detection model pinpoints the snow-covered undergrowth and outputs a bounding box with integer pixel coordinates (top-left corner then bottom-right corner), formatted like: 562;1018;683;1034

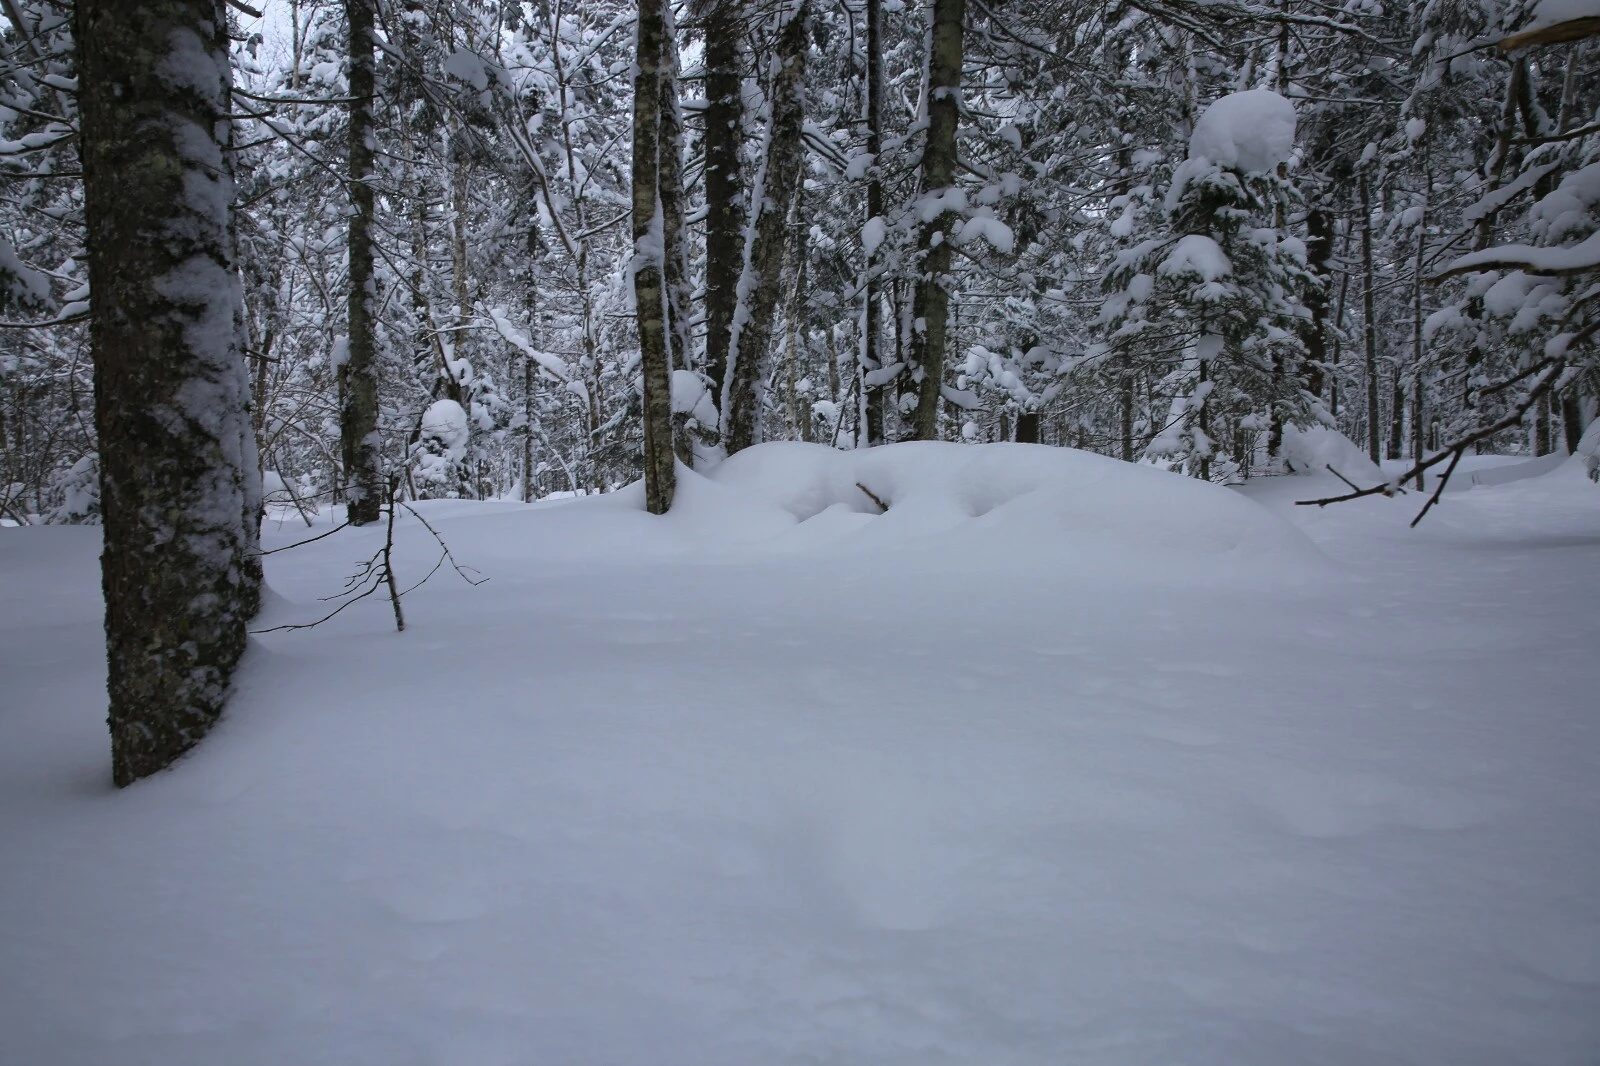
2;443;1598;1065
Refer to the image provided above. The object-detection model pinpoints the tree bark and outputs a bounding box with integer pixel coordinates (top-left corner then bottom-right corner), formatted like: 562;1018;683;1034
77;0;262;786
633;0;676;512
343;0;383;524
909;0;965;441
700;0;745;422
1303;206;1332;402
1360;174;1381;465
862;0;886;445
659;2;694;466
723;1;809;455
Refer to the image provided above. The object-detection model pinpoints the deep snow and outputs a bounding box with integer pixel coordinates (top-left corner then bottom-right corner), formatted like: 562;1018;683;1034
1;442;1597;1066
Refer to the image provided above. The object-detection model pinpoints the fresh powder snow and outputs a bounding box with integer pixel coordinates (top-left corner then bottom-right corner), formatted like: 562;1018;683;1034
2;442;1598;1065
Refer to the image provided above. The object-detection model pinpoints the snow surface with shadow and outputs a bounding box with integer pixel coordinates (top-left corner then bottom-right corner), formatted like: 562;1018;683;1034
1;441;1597;1066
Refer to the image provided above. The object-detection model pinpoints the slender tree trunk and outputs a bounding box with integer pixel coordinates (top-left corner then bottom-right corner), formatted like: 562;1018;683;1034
659;3;694;466
862;0;887;444
633;0;676;512
343;0;383;525
1360;174;1381;466
723;1;809;455
1411;154;1429;488
1304;206;1332;402
701;0;745;421
78;0;261;786
910;0;965;441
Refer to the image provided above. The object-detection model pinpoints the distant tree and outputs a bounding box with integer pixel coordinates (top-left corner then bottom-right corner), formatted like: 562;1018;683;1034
76;0;262;785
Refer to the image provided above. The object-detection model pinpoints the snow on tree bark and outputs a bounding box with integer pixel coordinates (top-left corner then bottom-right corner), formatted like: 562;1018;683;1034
861;0;887;445
658;2;695;465
723;0;809;456
633;0;677;513
76;0;262;786
700;0;746;423
342;0;383;526
909;0;965;442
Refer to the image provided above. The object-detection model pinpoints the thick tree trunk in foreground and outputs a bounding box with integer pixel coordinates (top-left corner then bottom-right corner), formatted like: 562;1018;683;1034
700;0;745;421
723;1;809;455
343;0;383;524
633;0;676;512
910;0;965;441
78;0;261;786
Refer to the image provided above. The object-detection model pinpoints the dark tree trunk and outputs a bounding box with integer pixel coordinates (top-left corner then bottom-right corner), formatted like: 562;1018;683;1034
1360;174;1381;465
1561;392;1583;454
1303;206;1332;402
700;0;745;419
343;0;383;525
723;1;809;455
862;0;886;445
1015;411;1040;444
910;0;965;441
633;0;676;512
78;0;262;786
1119;355;1135;461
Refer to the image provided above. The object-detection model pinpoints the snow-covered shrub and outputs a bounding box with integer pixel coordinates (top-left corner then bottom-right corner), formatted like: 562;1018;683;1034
45;455;100;525
412;399;470;497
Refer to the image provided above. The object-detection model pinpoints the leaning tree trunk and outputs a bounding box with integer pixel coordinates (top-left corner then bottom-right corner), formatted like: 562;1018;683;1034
909;0;966;441
700;0;746;424
77;0;262;786
633;0;676;513
343;0;383;524
723;1;809;455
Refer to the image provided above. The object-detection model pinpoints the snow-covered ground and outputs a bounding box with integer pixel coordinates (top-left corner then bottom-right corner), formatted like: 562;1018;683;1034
2;442;1597;1066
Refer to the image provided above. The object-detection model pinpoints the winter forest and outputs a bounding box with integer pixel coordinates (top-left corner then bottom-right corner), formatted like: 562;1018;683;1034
2;0;1599;1061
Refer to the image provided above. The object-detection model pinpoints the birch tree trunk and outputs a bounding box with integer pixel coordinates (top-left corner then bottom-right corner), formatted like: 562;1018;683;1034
659;2;695;465
633;0;676;512
77;0;262;786
343;0;383;525
723;1;809;456
909;0;965;441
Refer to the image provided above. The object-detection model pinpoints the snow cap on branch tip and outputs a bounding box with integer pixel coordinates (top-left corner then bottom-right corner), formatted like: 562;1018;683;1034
1187;89;1297;175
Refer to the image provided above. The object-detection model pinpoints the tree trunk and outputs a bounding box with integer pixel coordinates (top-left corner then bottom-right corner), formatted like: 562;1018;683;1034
78;0;262;786
1360;174;1381;466
1015;412;1040;444
862;0;887;445
723;1;809;455
701;0;745;422
659;2;694;466
343;0;383;525
633;0;676;512
1303;206;1332;402
909;0;965;441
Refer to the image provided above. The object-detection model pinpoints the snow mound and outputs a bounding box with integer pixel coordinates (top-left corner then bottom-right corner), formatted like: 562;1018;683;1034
698;441;1321;577
430;443;1322;584
1280;424;1385;484
1188;89;1296;174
